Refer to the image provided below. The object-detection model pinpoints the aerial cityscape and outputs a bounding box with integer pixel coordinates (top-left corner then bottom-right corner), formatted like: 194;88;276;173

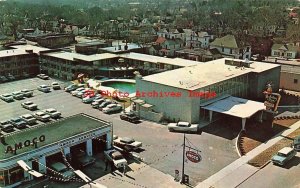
0;0;300;188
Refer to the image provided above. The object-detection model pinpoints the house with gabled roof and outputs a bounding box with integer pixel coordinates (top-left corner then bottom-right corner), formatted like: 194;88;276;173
271;43;298;59
210;34;251;60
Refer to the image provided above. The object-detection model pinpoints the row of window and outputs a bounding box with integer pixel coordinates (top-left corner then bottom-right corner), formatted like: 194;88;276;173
273;51;293;57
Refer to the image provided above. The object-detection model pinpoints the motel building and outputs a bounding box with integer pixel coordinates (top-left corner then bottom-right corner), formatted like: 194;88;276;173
0;114;112;187
134;58;281;130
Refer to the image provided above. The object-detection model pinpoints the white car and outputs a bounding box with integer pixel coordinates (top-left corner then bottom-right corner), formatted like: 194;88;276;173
21;101;38;110
33;111;51;122
103;104;122;114
82;95;97;103
21;89;33;97
0;93;14;102
71;87;86;96
51;82;61;90
91;98;105;108
167;121;199;133
44;108;61;119
37;74;49;80
12;91;25;100
20;114;37;125
113;137;142;151
37;85;51;93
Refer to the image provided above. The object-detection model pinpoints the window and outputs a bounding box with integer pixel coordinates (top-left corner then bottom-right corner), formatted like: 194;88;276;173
222;47;224;52
294;79;298;84
287;52;293;57
274;51;280;56
230;49;233;54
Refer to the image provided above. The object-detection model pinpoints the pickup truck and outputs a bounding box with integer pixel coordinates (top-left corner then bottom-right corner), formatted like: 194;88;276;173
104;149;127;169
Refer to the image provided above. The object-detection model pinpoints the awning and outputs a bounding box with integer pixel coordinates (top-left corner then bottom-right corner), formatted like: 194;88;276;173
202;96;266;119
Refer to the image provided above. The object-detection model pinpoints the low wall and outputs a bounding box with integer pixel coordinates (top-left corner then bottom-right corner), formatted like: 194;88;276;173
138;111;164;122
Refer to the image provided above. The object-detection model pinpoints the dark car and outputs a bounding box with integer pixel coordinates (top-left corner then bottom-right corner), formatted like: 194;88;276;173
120;112;140;123
72;150;96;168
0;120;14;133
0;76;8;83
64;84;84;92
10;118;27;129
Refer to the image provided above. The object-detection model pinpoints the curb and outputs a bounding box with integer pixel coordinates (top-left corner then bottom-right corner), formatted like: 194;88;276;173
235;130;244;157
259;160;271;169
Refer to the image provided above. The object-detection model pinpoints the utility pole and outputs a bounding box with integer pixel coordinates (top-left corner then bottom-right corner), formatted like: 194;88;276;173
181;133;186;184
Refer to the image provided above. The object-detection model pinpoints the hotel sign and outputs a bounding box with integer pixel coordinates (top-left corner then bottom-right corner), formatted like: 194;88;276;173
5;135;46;154
264;93;281;112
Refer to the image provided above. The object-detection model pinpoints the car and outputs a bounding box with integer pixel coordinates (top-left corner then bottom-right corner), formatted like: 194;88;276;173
113;137;142;152
98;100;115;111
20;114;37;125
0;93;14;102
51;82;61;90
21;89;33;97
82;94;97;103
91;98;105;108
0;76;8;82
73;150;96;168
271;147;297;166
92;94;102;101
12;91;25;100
292;136;300;152
167;121;199;133
0;121;14;133
7;74;15;81
21;101;38;110
37;85;51;93
82;90;95;98
9;117;27;129
103;104;122;114
37;74;49;80
104;149;127;169
44;108;61;119
33;111;51;122
120;112;140;123
64;84;84;92
71;87;86;96
49;162;75;181
76;89;92;98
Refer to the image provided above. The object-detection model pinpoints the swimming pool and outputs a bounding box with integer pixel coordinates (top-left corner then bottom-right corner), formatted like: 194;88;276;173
101;81;136;94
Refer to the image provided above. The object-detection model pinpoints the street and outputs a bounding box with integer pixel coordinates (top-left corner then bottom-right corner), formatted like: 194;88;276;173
237;153;300;188
0;78;239;186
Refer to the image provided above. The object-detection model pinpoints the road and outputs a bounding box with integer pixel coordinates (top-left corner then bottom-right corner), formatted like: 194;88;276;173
237;153;300;188
0;78;239;186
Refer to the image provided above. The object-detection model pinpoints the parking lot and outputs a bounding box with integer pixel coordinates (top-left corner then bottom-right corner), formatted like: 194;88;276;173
0;78;239;186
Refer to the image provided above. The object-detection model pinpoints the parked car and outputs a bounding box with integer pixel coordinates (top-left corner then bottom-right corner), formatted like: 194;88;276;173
271;147;297;166
7;74;15;81
113;137;142;152
44;108;61;119
37;74;49;80
0;120;14;132
21;89;33;97
91;98;105;108
10;117;27;129
98;100;115;111
167;121;199;133
0;76;8;82
33;111;51;122
292;136;300;152
64;84;84;92
51;82;61;90
82;90;95;98
120;112;140;123
21;101;38;110
12;91;25;100
104;149;127;169
0;93;14;102
103;104;122;114
82;94;97;103
76;89;93;98
20;114;37;125
49;162;75;181
37;85;51;93
71;87;86;96
73;150;96;168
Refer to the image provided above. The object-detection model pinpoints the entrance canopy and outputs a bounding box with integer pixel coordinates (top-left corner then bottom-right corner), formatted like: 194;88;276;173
202;96;265;118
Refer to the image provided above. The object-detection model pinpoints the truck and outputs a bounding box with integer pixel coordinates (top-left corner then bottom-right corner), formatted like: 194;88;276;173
104;149;127;169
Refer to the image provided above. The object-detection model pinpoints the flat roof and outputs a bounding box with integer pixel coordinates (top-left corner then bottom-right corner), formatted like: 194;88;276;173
100;43;141;52
141;58;280;90
0;114;110;160
120;52;200;67
10;45;50;53
43;51;118;61
202;96;266;118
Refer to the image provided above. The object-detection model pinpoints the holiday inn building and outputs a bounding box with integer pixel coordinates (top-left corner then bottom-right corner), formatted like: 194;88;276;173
135;58;281;127
0;114;112;187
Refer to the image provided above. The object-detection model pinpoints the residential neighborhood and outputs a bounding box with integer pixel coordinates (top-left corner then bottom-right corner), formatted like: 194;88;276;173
0;0;300;188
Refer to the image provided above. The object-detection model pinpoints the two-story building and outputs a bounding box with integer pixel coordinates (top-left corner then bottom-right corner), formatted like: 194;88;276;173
271;43;298;59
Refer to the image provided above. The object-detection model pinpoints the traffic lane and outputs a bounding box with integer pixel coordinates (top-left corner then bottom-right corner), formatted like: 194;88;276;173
237;153;300;188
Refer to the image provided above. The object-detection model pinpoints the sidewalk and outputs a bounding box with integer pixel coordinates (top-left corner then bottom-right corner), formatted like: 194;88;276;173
80;162;186;188
196;120;300;188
